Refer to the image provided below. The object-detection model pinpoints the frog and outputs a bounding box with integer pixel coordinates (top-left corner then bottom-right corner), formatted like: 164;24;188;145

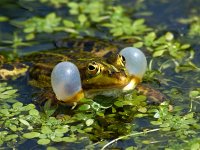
0;39;165;105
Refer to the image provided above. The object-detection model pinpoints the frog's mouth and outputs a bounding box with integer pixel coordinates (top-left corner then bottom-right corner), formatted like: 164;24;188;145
84;76;141;98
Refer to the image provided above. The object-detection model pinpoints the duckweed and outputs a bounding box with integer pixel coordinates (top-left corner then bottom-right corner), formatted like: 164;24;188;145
1;0;200;149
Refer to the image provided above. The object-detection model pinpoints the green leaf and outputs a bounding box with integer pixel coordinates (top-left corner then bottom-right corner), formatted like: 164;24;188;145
160;123;170;128
44;100;57;117
24;104;36;110
12;102;23;109
138;107;147;113
165;32;174;41
4;134;18;141
133;42;143;48
2;89;17;95
151;121;162;125
25;33;35;40
55;127;69;134
78;104;91;111
114;101;124;107
47;147;58;150
41;126;52;134
19;119;30;127
23;132;40;139
9;125;17;131
86;119;94;126
51;137;63;142
180;44;190;49
37;138;51;145
0;16;9;22
62;137;77;142
63;20;75;27
0;109;9;115
126;146;134;150
78;14;87;25
191;143;200;150
29;109;39;116
189;91;199;98
153;50;166;57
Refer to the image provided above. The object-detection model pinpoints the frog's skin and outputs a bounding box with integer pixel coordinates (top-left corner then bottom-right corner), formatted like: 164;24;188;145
0;39;165;104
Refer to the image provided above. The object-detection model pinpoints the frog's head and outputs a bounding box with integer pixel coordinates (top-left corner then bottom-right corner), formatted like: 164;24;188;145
51;47;147;104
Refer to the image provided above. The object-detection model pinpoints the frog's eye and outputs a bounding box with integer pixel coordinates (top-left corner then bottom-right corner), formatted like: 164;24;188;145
51;62;84;103
120;47;147;80
117;54;126;66
87;61;101;76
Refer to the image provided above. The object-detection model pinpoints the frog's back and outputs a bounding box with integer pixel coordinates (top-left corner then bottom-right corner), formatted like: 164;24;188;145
25;39;119;88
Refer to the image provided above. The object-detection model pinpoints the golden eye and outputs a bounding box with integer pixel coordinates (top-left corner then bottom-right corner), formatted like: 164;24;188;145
87;61;101;75
117;54;126;66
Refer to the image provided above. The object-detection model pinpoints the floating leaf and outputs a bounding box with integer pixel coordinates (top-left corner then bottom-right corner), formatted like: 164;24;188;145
12;102;23;109
41;126;52;134
47;147;58;150
78;14;87;25
62;137;77;142
86;119;94;126
78;104;91;111
23;132;41;139
37;138;51;145
55;127;69;134
29;109;39;116
4;134;18;141
19;119;30;127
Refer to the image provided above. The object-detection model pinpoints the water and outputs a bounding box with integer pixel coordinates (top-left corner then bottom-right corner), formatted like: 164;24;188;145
0;0;200;149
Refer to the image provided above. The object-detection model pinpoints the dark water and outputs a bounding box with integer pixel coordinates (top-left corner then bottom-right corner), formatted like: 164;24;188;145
0;0;200;149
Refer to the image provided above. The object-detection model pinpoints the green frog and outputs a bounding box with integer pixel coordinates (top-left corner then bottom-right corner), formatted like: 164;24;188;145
0;39;165;104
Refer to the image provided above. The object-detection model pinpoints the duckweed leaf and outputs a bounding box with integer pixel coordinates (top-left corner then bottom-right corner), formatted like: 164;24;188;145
41;126;52;134
1;1;200;149
0;109;9;116
12;102;23;109
29;109;39;116
62;137;77;143
2;89;17;95
0;16;9;22
153;50;166;57
51;137;63;142
19;119;30;127
78;14;87;26
47;147;58;150
37;138;50;145
24;104;36;110
63;20;75;27
55;127;69;134
78;104;91;111
44;99;57;117
86;119;94;126
4;134;18;141
23;132;41;139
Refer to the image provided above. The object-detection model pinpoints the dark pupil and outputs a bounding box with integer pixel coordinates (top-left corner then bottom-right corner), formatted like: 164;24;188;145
88;65;96;71
122;55;126;62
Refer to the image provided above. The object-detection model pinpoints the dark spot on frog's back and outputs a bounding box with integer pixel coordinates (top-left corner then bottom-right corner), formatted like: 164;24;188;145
2;64;14;70
54;40;75;48
15;63;27;69
104;51;114;58
83;41;94;52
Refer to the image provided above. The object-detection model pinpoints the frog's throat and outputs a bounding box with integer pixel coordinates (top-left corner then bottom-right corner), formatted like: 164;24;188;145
58;89;84;104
